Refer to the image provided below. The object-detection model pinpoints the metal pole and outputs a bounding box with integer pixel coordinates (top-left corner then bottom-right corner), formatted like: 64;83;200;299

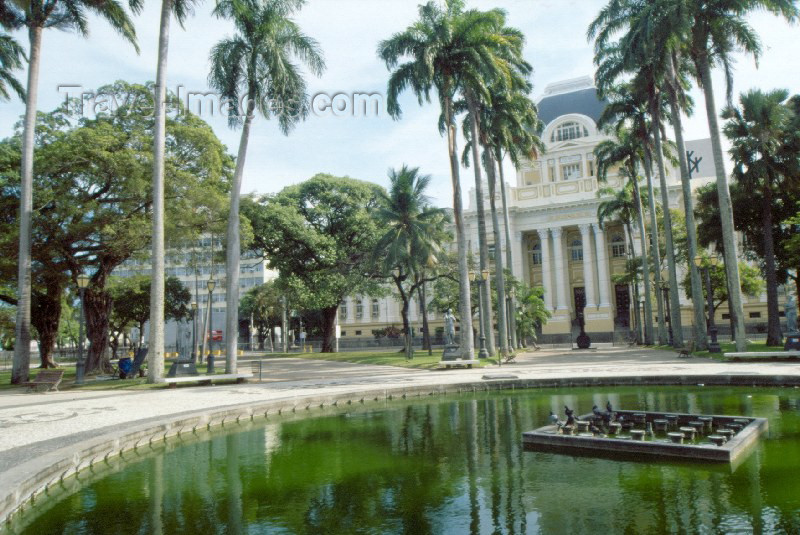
76;288;86;385
705;267;721;352
207;289;215;373
477;280;488;359
191;310;197;362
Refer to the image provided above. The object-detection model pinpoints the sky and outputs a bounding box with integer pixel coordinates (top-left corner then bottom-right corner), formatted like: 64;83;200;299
1;0;799;208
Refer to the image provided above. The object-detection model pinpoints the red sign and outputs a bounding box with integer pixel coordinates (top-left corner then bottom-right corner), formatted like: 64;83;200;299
211;330;223;341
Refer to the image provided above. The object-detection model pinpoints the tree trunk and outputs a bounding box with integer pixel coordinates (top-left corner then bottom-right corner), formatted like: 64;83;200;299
696;53;747;352
225;106;254;374
643;151;667;344
485;149;509;357
418;283;432;355
762;182;782;346
12;25;43;384
443;93;474;360
465;91;494;355
401;298;411;359
321;305;337;353
31;280;63;368
84;289;113;374
31;285;61;368
631;176;654;345
651;98;684;347
626;223;642;343
497;160;519;349
147;0;174;384
667;55;707;350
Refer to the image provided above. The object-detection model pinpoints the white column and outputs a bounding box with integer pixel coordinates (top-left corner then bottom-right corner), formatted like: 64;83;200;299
537;228;554;311
551;227;568;310
512;231;524;280
579;224;597;308
593;224;612;307
346;297;354;324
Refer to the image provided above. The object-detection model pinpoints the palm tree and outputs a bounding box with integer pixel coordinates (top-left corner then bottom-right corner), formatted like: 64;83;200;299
684;0;798;351
594;127;655;344
148;0;203;384
209;0;324;374
1;0;139;384
374;166;449;358
723;89;795;346
379;0;503;360
0;32;24;101
597;182;643;341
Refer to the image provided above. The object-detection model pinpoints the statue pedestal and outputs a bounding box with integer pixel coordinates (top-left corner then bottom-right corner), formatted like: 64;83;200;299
441;344;461;361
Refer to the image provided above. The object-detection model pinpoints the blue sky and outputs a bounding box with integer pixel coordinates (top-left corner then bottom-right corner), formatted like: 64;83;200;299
2;0;799;207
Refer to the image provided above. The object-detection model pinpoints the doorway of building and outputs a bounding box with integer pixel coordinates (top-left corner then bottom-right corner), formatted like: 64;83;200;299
615;284;630;328
573;287;586;318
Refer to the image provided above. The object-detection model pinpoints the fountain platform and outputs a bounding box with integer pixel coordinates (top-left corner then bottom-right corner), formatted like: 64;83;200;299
523;410;768;463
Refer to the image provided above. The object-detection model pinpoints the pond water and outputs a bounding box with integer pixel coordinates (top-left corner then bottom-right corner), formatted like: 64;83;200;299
10;386;800;534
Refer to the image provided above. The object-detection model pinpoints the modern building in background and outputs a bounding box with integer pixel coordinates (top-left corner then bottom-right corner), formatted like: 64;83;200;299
114;235;276;351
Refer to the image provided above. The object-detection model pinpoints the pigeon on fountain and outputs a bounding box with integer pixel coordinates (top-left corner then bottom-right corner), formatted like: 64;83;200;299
549;411;560;426
589;424;601;435
606;401;613;413
564;406;576;426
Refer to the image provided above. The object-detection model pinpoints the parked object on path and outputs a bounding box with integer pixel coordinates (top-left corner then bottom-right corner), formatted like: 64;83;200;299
24;369;64;392
126;348;148;379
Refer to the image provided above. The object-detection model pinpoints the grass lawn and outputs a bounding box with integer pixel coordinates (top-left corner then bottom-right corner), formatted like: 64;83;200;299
259;348;499;370
649;340;787;361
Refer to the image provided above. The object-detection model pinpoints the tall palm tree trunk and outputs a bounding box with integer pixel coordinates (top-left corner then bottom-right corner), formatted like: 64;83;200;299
696;54;747;352
465;92;494;355
631;177;654;345
11;25;43;384
626;223;642;342
651;102;683;347
486;150;508;357
418;282;432;355
224;109;254;374
666;60;707;350
497;161;519;349
443;94;474;360
148;0;173;384
762;179;782;346
643;152;667;344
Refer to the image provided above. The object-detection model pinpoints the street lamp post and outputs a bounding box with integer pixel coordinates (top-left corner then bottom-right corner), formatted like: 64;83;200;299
470;270;490;359
190;302;198;362
661;279;673;346
506;286;516;351
75;274;90;385
694;255;721;353
206;276;216;374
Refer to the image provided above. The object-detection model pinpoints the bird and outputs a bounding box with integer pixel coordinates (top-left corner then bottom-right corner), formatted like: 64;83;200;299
606;401;613;413
549;411;559;425
564;406;576;426
592;405;603;418
589;424;601;435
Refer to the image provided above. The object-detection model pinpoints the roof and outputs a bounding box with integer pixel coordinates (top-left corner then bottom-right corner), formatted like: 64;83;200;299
537;87;607;127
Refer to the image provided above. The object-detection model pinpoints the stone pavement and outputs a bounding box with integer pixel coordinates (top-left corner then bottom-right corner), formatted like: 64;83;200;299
1;347;799;524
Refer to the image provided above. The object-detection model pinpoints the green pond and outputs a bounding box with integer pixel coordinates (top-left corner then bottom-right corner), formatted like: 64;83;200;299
9;386;800;534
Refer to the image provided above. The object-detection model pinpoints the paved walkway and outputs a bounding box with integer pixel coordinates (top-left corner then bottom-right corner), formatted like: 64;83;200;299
1;347;799;523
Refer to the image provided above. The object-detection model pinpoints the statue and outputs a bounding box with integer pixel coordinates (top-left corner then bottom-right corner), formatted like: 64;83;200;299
444;309;456;345
786;295;798;333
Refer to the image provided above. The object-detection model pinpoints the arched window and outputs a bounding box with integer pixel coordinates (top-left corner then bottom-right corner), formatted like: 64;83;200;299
551;121;590;142
570;239;583;262
372;298;380;319
531;242;542;265
356;299;364;319
611;234;626;258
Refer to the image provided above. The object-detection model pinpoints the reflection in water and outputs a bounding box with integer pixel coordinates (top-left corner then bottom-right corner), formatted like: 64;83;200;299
13;387;800;534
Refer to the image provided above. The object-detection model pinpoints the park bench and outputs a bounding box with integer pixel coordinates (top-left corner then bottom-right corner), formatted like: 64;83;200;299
723;351;800;360
163;372;253;388
24;369;65;392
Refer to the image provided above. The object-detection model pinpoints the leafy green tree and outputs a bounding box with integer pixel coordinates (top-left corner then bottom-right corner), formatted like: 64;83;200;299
510;282;550;348
373;165;450;358
0;82;232;377
244;174;383;352
209;0;324;374
682;259;763;321
1;0;140;384
240;281;282;350
0;304;14;350
0;32;24;101
108;276;191;358
723;89;798;345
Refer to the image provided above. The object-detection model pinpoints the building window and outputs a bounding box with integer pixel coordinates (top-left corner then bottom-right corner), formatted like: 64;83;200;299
561;162;582;180
339;300;347;320
548;160;556;182
749;312;762;319
551;121;589;142
372;299;380;319
356;300;363;319
570;239;583;262
488;243;496;260
355;330;362;336
722;313;731;320
531;242;542;265
341;331;347;337
587;155;595;176
611;234;626;258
